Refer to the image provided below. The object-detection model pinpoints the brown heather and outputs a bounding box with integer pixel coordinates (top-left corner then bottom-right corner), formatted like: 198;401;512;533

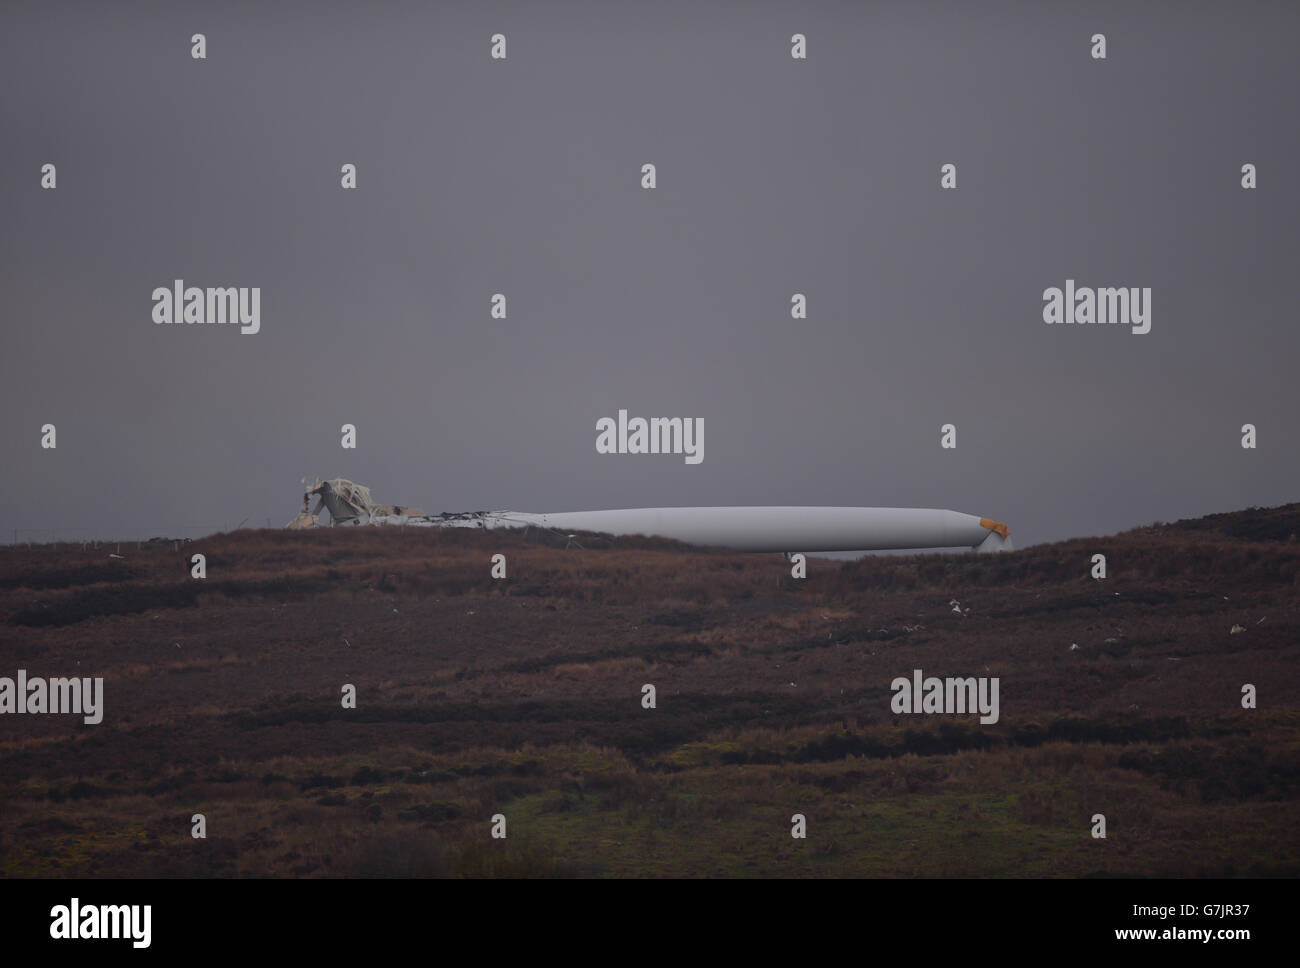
0;504;1297;876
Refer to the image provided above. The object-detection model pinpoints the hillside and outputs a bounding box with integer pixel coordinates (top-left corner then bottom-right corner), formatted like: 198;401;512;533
1;506;1298;876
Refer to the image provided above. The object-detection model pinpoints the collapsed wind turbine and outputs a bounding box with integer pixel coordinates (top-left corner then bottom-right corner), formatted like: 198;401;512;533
286;478;1013;553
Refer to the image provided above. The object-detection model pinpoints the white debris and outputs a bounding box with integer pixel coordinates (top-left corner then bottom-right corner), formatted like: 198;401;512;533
1069;643;1079;651
287;477;427;528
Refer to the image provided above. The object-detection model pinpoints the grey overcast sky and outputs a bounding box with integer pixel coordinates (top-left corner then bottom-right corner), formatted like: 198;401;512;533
2;0;1297;547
